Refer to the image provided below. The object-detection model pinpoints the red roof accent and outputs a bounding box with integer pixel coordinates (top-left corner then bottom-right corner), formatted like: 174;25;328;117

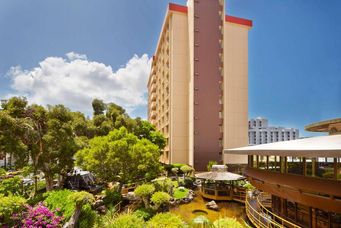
169;3;188;13
168;3;252;27
225;15;253;27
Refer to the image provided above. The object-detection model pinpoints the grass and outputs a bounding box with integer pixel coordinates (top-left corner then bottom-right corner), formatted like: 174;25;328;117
173;187;189;199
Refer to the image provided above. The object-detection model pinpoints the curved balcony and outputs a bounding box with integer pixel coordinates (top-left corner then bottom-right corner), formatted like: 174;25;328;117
245;192;301;228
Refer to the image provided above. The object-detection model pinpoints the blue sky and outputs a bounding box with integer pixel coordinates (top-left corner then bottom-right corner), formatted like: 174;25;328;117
0;0;340;136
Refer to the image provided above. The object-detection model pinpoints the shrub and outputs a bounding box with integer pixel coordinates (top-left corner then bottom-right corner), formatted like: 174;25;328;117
0;168;6;177
243;182;255;191
173;187;189;199
207;161;218;171
152;178;174;194
150;192;171;210
14;202;62;228
180;165;194;176
110;213;145;228
0;176;22;196
78;204;98;228
134;184;155;208
0;195;26;225
213;217;243;228
184;177;195;189
44;189;74;220
134;207;156;221
147;213;184;228
103;188;122;206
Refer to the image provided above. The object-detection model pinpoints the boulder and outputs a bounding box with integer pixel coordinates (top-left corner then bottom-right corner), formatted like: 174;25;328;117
206;200;219;211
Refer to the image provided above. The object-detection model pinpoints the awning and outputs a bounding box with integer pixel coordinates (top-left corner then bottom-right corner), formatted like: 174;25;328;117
224;134;341;157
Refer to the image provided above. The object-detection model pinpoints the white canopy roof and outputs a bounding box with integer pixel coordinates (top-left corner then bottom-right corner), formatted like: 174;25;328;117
224;134;341;157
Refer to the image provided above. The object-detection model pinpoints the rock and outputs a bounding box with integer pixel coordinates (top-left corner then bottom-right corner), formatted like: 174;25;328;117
97;205;107;214
206;200;219;211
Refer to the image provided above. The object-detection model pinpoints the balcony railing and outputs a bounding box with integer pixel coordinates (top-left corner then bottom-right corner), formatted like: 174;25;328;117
245;192;301;228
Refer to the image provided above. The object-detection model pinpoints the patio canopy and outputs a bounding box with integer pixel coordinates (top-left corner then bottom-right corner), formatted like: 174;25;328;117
224;135;341;157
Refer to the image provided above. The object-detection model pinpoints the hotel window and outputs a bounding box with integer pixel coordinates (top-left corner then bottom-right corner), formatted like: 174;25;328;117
316;157;335;180
287;157;304;175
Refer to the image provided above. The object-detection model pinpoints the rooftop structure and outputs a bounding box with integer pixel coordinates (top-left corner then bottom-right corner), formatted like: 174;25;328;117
305;117;341;135
224;134;341;227
147;0;252;170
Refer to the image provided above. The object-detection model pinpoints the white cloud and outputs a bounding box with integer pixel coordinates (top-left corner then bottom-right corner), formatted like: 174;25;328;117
7;52;151;116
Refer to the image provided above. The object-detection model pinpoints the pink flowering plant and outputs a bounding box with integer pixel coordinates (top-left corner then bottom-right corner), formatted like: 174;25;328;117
12;202;63;228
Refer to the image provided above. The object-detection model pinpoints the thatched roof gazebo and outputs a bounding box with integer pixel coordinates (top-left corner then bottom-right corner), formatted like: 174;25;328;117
195;165;246;202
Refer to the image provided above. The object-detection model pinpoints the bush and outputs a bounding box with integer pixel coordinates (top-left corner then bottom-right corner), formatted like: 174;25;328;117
134;184;155;208
180;165;194;176
44;189;74;220
0;195;26;225
103;188;122;207
110;213;145;228
134;184;155;198
0;168;6;177
207;161;218;171
134;207;156;221
150;192;171;210
152;178;174;194
0;176;22;196
44;190;96;226
147;213;184;228
13;202;62;228
78;204;98;228
243;182;255;191
213;217;243;228
184;177;195;189
173;187;189;199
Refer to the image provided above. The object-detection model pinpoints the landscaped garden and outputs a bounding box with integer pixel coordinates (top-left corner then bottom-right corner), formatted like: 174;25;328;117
0;97;248;227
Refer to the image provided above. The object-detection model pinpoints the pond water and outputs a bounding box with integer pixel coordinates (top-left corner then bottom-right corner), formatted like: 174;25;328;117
170;191;247;224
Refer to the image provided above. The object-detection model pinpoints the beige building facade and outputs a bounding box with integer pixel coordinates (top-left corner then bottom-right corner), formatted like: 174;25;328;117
147;0;252;170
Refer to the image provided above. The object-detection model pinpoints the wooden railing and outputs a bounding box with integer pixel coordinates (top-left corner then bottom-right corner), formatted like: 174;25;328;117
245;192;301;228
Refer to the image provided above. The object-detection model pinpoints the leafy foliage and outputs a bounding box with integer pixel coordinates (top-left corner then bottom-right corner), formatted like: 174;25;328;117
134;184;155;208
75;127;162;183
110;213;145;228
103;188;122;207
78;204;98;228
213;217;243;228
173;187;189;199
0;176;22;196
0;194;26;225
134;207;156;221
147;213;184;228
150;191;171;210
207;161;218;171
152;177;174;194
180;165;194;176
44;189;75;220
0;168;6;176
13;202;62;228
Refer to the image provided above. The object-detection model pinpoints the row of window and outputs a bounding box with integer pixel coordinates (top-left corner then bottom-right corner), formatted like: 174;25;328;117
248;155;341;181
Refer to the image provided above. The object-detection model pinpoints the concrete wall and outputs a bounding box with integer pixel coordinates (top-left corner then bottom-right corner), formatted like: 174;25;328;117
170;12;190;164
223;22;250;164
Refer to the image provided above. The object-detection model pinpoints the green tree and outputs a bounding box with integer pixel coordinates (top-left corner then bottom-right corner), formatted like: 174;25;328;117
180;165;194;176
92;98;106;116
133;119;166;150
110;213;145;228
1;96;27;118
134;184;155;208
150;191;171;211
75;127;162;185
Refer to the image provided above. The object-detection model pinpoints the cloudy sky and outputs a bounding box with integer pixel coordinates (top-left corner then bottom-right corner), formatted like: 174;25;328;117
1;0;341;136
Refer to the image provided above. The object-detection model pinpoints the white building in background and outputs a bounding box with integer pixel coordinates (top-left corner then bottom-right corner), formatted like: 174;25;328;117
248;117;299;145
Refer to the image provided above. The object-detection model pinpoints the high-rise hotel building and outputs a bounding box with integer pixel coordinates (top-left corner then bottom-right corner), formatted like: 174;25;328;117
147;0;252;170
